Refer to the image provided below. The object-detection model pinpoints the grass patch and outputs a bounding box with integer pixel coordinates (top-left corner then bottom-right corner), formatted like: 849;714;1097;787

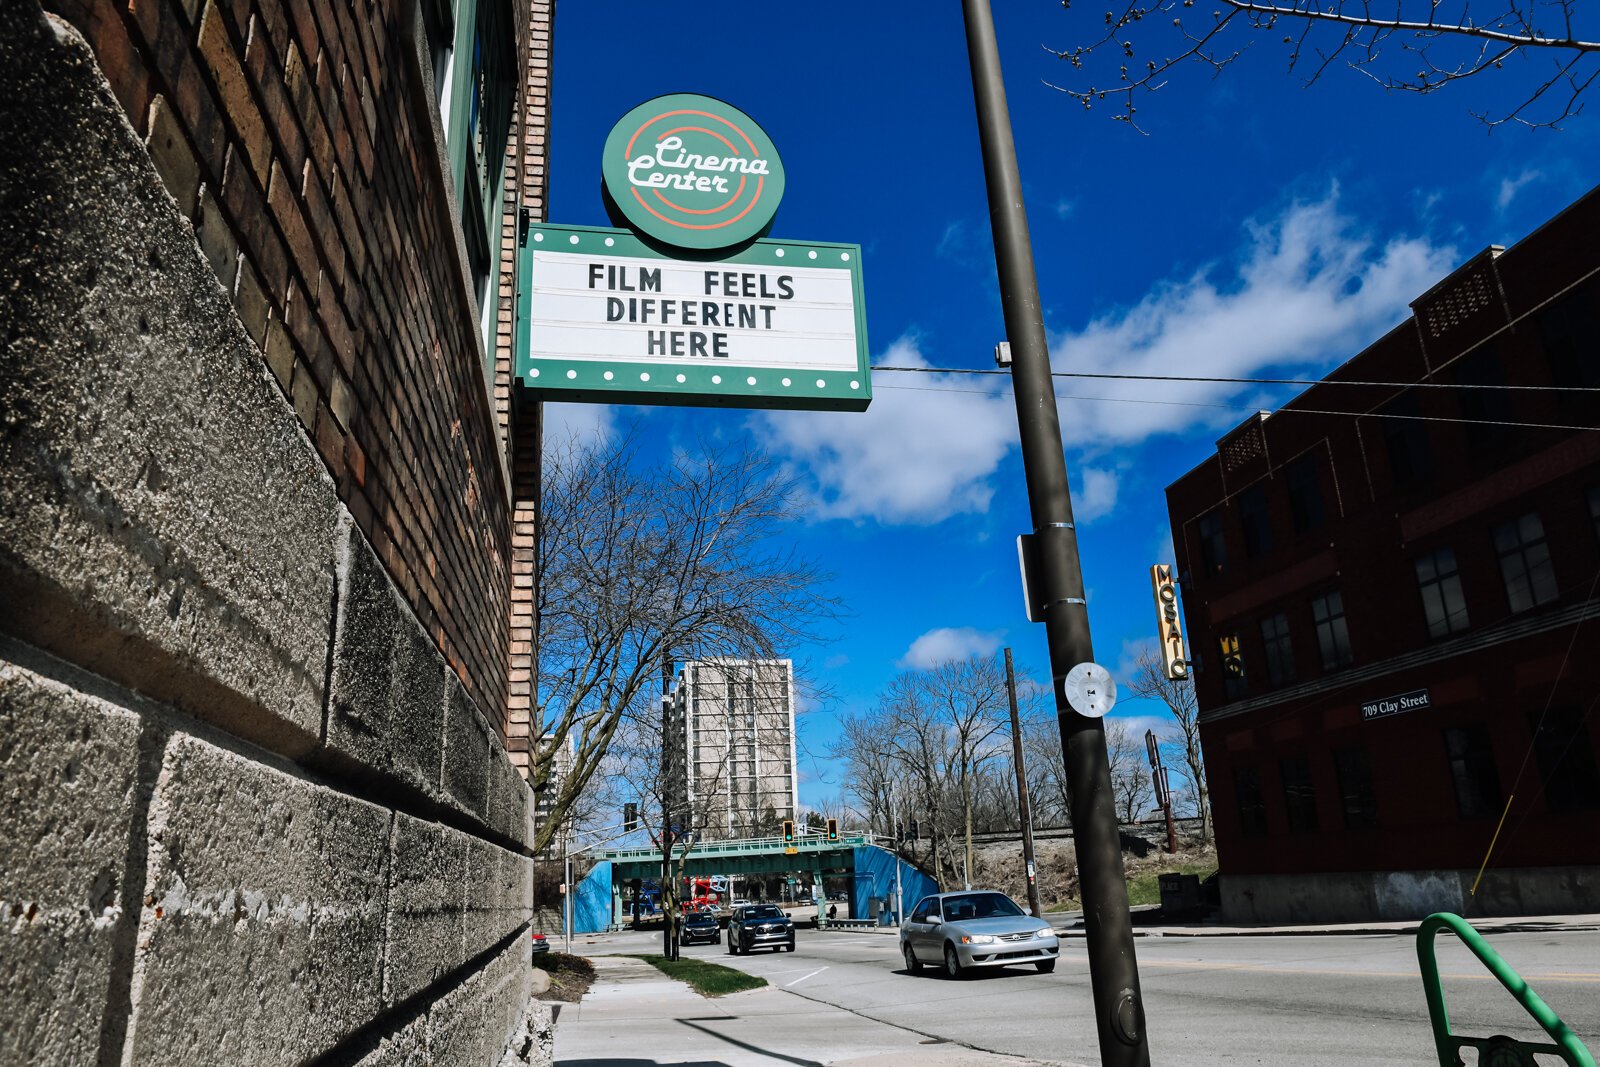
627;954;768;997
1127;861;1217;907
539;952;596;1003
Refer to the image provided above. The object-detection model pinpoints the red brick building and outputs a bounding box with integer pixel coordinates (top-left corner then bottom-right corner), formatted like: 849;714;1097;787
1166;186;1600;923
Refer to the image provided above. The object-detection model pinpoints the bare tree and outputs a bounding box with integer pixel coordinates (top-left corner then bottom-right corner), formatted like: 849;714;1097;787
529;430;839;854
1047;0;1599;131
1105;720;1153;823
1125;647;1212;842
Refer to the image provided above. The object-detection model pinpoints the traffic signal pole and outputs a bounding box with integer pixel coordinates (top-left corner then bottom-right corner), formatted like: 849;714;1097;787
958;3;1150;1063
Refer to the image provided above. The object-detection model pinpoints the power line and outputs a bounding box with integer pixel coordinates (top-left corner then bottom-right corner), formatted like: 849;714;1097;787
869;364;1600;393
871;382;1599;433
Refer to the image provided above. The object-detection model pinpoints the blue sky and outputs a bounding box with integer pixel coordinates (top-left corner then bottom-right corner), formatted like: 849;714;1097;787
541;2;1599;812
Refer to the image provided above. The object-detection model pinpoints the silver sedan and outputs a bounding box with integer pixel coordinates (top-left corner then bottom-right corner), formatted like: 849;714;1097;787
900;890;1060;978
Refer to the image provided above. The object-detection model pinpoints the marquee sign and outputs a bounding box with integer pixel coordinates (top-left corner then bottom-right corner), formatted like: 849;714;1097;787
516;94;869;412
602;94;786;252
515;224;870;411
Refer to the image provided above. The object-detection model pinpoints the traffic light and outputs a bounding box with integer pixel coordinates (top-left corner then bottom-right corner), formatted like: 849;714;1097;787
908;819;920;841
782;819;795;844
826;817;838;842
623;802;637;832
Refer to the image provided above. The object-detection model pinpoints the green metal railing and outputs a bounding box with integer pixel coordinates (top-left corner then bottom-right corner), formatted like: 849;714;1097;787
1417;912;1594;1067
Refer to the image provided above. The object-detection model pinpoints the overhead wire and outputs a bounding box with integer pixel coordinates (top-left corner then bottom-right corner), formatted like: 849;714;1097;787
870;364;1600;392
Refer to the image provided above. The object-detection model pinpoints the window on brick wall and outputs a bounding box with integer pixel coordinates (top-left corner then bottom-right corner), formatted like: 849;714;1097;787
1311;590;1352;672
1494;512;1558;614
1197;510;1228;577
1380;391;1433;489
1285;453;1325;535
1279;755;1319;832
1234;766;1268;837
1415;546;1470;639
426;0;515;361
1238;485;1273;558
1333;746;1378;829
1444;724;1501;820
1452;344;1513;456
1529;706;1600;812
1540;283;1600;395
1219;631;1247;700
1258;612;1295;688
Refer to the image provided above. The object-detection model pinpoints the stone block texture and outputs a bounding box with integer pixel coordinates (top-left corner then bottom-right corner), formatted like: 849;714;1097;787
0;5;544;1064
0;662;143;1066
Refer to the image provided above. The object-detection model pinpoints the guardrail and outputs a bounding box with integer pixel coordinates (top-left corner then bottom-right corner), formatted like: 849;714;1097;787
821;918;885;931
1417;911;1594;1067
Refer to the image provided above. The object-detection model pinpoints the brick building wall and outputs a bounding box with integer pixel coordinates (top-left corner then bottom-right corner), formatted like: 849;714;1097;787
0;1;553;1062
1164;186;1600;922
43;0;524;716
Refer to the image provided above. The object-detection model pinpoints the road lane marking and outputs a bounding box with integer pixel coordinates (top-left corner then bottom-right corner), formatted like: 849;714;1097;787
787;966;829;987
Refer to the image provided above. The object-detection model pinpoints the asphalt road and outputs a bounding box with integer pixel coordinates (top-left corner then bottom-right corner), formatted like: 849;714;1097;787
610;925;1600;1065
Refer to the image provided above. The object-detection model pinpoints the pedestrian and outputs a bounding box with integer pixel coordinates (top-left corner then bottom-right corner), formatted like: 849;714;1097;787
828;903;837;920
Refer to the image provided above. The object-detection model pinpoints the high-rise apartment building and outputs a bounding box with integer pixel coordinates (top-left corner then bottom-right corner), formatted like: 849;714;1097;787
673;659;799;840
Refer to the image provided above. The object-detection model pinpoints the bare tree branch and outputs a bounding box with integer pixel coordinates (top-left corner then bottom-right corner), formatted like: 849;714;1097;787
1048;0;1599;129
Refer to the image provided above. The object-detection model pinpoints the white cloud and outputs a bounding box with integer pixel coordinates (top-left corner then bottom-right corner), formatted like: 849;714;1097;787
1074;467;1119;523
541;402;614;455
899;626;1005;669
756;335;1018;525
1048;190;1455;453
1054;198;1074;219
1497;169;1543;211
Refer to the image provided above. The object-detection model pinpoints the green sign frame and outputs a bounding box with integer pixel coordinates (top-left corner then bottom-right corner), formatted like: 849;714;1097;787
601;93;786;252
515;222;871;412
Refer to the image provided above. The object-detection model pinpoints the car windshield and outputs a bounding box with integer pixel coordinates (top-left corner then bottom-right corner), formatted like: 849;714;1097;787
745;905;784;919
939;893;1025;921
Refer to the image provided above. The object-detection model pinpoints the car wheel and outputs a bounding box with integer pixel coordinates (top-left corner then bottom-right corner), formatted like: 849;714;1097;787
902;942;921;974
786;942;795;952
727;939;736;955
1036;959;1056;974
943;944;965;980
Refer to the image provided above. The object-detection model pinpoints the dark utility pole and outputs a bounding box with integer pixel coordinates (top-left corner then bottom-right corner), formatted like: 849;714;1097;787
959;3;1150;1063
1004;648;1043;918
660;659;677;960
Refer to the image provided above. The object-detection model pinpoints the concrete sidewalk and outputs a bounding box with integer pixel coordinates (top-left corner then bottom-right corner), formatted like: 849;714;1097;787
551;955;1076;1067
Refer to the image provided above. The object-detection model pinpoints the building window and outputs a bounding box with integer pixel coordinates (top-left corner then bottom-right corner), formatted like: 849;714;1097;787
1285;453;1325;535
1237;485;1273;558
1258;612;1296;688
1333;746;1378;829
1279;755;1319;832
1311;590;1352;672
1453;344;1513;455
1197;510;1228;577
1219;632;1247;699
1529;707;1600;812
1379;391;1433;489
1540;284;1600;393
1493;512;1558;614
1414;547;1470;639
1234;766;1267;837
1444;724;1502;820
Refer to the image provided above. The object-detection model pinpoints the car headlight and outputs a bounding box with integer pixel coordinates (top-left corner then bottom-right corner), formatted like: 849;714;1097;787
1035;928;1055;939
961;934;996;945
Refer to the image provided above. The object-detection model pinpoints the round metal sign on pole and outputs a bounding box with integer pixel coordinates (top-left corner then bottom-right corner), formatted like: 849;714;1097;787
1062;662;1117;718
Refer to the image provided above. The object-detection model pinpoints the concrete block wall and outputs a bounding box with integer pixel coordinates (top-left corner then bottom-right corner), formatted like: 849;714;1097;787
0;8;546;1064
39;0;528;717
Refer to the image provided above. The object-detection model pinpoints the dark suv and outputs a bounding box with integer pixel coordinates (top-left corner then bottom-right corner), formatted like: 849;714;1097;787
727;904;795;955
680;909;720;946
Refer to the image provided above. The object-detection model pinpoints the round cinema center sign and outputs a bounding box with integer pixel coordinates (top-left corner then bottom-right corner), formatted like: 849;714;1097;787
602;93;786;252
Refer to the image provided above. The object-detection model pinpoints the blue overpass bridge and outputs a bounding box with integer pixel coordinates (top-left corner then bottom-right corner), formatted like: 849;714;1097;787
570;834;938;934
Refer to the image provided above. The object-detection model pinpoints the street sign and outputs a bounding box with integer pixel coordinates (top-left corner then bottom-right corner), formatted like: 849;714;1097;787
1361;688;1431;722
1150;564;1189;680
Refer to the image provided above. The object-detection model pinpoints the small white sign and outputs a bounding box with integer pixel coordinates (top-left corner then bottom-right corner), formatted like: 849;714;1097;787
1062;662;1117;718
527;250;860;371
